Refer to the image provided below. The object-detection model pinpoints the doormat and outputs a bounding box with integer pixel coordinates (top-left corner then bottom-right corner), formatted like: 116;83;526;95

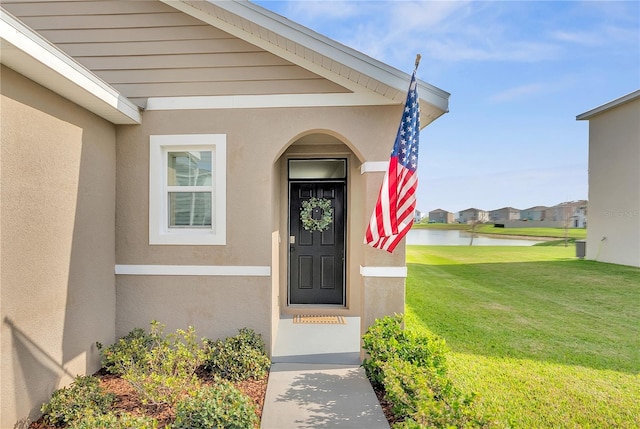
293;315;346;324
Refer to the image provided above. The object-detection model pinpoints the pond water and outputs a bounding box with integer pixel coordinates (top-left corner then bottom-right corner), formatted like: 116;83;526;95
406;229;544;246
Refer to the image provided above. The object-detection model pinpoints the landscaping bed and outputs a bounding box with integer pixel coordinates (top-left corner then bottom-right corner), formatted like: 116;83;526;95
29;370;267;429
29;323;270;429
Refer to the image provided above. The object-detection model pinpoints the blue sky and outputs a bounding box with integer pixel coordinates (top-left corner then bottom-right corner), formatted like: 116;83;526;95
254;0;639;214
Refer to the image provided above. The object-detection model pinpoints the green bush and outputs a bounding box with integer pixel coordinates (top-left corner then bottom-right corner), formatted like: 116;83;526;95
204;328;270;382
363;315;489;428
68;410;159;429
362;314;448;387
382;358;486;428
121;321;207;406
173;381;259;429
41;375;115;427
97;328;153;375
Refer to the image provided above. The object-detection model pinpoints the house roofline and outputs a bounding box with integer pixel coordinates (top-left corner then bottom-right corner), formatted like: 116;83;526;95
576;89;640;121
163;0;449;126
0;8;141;125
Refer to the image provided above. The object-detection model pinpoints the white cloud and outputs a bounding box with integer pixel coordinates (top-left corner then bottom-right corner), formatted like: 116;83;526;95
551;30;603;47
281;0;361;21
489;83;547;103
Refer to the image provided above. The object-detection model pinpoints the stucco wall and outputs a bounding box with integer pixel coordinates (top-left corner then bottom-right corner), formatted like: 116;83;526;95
586;99;640;267
115;104;403;348
0;66;117;426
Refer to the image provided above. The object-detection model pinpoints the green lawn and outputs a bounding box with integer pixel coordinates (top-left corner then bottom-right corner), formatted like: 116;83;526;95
405;246;640;428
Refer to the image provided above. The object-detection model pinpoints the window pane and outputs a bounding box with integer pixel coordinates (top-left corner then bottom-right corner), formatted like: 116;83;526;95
289;159;346;179
168;151;212;186
169;192;212;227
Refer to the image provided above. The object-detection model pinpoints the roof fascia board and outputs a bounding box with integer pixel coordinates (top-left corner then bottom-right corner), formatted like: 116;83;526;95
163;0;449;112
231;0;450;106
146;92;396;111
576;89;640;120
0;8;141;124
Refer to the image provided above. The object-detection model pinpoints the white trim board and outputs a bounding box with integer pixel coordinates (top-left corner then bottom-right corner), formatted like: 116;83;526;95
359;266;407;278
115;265;271;276
0;8;141;124
145;92;395;111
360;161;388;174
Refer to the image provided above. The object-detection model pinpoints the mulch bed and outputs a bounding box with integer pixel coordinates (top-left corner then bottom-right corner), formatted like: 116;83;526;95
29;368;396;428
28;368;269;429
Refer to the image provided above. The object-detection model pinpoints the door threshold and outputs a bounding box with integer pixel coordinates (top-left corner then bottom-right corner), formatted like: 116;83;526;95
287;304;346;309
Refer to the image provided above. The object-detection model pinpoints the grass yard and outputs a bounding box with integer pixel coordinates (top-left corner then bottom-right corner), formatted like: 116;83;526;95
405;245;639;428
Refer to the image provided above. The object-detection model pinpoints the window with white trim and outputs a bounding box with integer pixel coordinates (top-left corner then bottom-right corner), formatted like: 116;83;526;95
149;134;226;245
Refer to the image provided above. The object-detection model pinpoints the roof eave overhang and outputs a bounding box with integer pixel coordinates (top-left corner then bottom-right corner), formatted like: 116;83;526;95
0;8;141;125
162;0;450;127
576;89;640;121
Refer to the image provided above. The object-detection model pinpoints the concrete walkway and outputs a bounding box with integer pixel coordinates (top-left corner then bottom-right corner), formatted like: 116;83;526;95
261;316;389;429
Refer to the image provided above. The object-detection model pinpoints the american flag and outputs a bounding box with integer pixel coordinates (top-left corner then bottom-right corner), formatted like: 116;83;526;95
364;70;420;253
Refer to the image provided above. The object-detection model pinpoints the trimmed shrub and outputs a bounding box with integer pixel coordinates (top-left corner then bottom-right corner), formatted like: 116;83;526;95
362;314;448;387
363;315;489;428
382;358;486;428
97;328;153;375
173;381;259;429
204;328;270;382
68;411;159;429
41;375;114;427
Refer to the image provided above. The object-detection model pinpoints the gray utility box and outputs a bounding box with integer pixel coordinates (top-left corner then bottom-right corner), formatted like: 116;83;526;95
576;240;586;258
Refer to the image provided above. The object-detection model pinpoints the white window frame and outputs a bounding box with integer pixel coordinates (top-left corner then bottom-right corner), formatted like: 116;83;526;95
149;134;226;245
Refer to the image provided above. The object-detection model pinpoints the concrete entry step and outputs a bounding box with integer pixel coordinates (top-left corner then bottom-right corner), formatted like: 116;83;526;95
271;315;361;365
261;317;389;428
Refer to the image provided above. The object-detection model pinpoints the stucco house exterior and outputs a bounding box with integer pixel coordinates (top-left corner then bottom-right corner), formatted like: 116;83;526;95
520;205;548;221
573;203;588;229
458;208;489;224
546;200;588;226
488;207;520;223
0;0;450;425
428;208;455;224
577;90;639;267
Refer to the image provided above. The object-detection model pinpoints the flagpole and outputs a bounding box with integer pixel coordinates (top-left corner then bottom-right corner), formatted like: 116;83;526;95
414;54;421;72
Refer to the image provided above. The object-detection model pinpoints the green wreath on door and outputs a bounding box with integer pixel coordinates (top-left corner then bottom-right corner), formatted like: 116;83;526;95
300;197;333;232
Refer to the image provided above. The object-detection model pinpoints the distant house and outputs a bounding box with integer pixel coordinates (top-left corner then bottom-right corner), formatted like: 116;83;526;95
489;207;520;223
414;210;427;223
458;208;489;224
520;206;548;221
573;204;588;228
577;90;640;267
428;209;455;224
0;1;450;425
546;200;588;226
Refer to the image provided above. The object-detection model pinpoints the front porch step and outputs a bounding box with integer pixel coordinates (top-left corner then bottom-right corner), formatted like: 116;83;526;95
272;316;361;365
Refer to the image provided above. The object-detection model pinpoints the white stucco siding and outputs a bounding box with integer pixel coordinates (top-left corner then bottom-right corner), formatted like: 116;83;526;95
585;97;640;267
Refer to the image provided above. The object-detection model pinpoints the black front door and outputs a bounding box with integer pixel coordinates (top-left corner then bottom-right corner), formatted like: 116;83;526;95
289;182;345;305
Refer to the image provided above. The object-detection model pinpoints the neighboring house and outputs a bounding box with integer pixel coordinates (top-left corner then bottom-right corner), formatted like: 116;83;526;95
458;208;489;224
414;209;427;223
520;206;548;221
489;207;520;223
428;209;455;224
574;204;588;228
546;200;588;225
577;90;640;267
0;1;451;425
